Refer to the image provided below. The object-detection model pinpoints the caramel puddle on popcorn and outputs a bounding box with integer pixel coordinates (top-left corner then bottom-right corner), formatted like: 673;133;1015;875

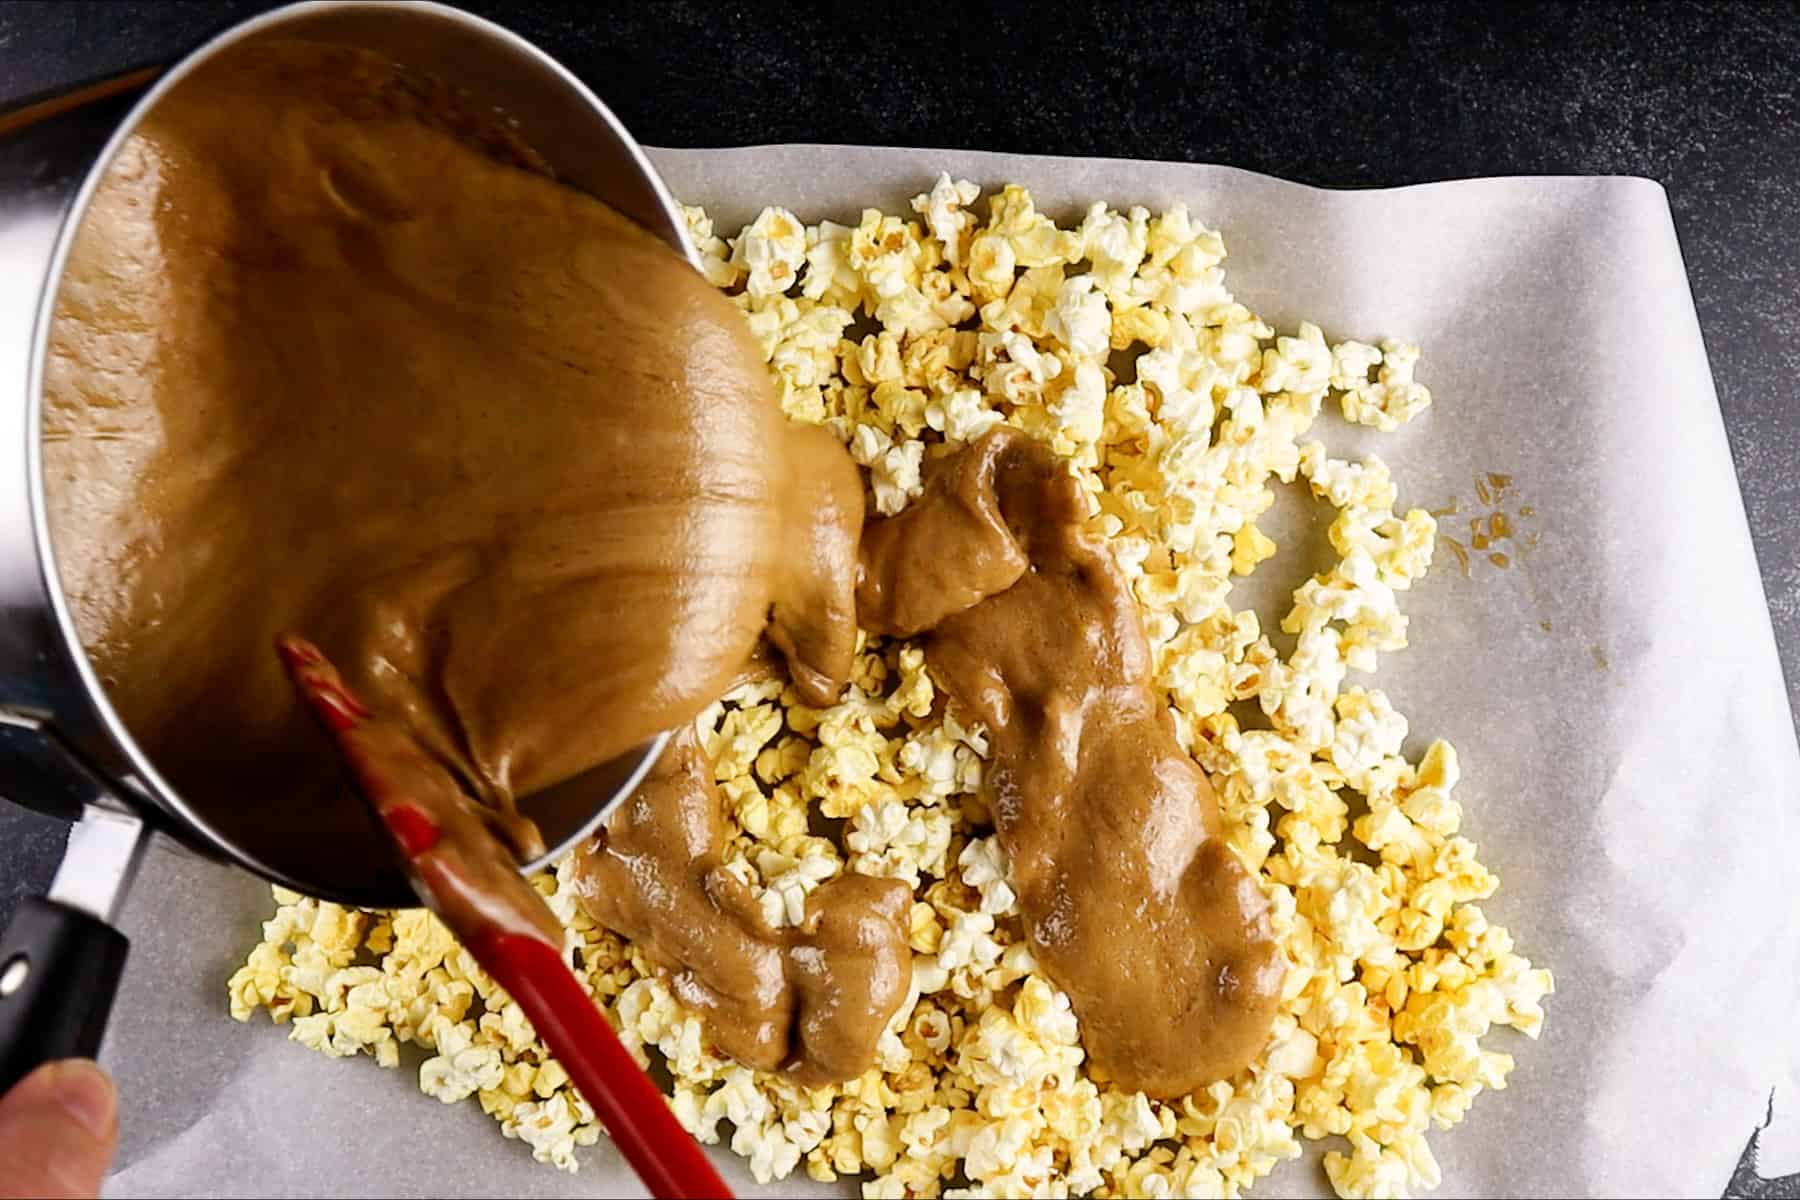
858;427;1285;1096
573;730;912;1085
42;40;861;881
574;425;1282;1095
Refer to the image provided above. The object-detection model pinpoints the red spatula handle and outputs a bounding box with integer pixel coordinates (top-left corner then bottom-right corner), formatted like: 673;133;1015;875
468;930;733;1200
274;635;732;1199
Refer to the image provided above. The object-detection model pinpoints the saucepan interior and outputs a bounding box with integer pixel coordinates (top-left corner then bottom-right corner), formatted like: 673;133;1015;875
28;0;690;908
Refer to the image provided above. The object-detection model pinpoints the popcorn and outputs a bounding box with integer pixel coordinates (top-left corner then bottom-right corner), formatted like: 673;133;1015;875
1258;323;1332;398
967;230;1018;302
506;1092;600;1171
1330;687;1409;791
1231;524;1277;576
1301;443;1400;512
731;206;808;299
1050;360;1108;445
847;797;954;888
1045;274;1112;359
681;204;741;289
984;183;1083;269
978;328;1064;405
708;701;784;779
1339;340;1433;431
937;909;1004;975
419;1014;505;1103
230;180;1547;1200
843;208;950;336
1078;201;1150;301
757;845;842;929
912;174;982;267
926;386;1005;444
765;301;856;424
956;837;1018;916
1133;204;1229;315
1330;338;1385;391
848;424;926;515
801;220;861;306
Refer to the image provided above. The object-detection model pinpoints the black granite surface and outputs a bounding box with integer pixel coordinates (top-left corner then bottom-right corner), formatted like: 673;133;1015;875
0;2;1795;1194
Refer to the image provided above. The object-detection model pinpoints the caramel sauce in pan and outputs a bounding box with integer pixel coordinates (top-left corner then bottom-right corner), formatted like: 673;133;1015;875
42;41;858;875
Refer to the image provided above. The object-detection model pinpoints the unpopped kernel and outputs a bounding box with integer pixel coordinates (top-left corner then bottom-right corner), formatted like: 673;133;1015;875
229;174;1550;1200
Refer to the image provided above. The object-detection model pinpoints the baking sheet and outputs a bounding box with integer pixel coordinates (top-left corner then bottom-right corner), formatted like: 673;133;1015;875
97;146;1800;1199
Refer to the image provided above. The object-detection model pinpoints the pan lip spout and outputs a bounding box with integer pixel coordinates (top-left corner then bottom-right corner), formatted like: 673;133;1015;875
10;0;687;907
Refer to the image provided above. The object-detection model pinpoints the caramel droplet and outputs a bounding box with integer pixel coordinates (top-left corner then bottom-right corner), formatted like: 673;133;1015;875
1444;536;1471;578
1539;619;1553;632
1489;512;1511;540
1488;551;1510;569
1519;504;1537;519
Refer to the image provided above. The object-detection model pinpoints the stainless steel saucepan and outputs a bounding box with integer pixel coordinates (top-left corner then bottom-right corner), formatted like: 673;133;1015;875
0;0;684;1093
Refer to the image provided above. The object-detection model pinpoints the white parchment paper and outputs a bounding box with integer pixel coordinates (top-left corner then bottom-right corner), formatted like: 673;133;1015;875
98;146;1800;1199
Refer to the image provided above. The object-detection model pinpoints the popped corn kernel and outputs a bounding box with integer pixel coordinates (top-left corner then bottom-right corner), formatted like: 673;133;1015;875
1340;340;1433;431
850;424;926;515
1231;523;1277;576
681;204;741;289
1331;687;1409;791
802;219;862;306
731;206;808;299
956;837;1018;917
912;174;983;267
1045;274;1113;359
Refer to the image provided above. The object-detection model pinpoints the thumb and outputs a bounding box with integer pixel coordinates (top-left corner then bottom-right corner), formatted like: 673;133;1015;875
0;1059;118;1199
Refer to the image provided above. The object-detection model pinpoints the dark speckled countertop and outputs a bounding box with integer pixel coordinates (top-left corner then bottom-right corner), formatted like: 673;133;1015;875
0;2;1795;1192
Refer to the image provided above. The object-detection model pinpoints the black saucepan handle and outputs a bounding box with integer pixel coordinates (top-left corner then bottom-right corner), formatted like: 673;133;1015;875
0;897;130;1093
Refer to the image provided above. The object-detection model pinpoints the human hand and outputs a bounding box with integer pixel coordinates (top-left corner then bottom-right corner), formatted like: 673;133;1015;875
0;1059;117;1199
